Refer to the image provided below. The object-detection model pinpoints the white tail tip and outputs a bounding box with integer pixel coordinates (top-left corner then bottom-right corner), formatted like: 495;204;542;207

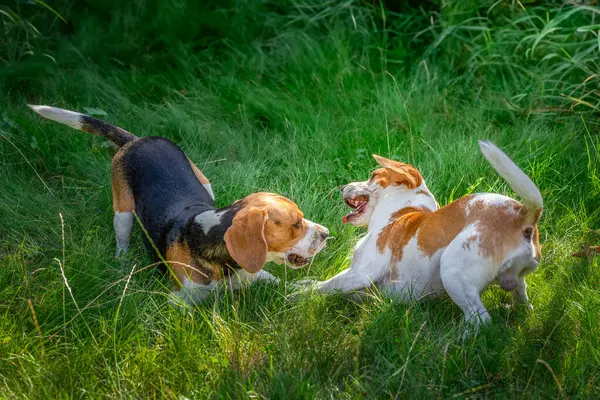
478;140;543;214
28;104;83;130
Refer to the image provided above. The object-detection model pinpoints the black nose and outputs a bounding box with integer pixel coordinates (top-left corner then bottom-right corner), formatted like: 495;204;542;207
320;232;329;240
340;185;347;192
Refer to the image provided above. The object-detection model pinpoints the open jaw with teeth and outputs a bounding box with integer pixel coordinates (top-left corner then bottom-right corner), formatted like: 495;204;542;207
342;195;370;223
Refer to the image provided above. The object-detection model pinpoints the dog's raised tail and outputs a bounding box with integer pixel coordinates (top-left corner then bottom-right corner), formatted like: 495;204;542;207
479;140;543;225
28;105;137;147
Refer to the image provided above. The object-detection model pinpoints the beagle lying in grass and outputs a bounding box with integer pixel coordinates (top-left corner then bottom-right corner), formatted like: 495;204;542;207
29;105;329;303
306;141;542;325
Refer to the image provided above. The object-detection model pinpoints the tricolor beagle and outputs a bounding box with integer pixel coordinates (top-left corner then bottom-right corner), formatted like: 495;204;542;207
306;141;542;325
29;105;329;303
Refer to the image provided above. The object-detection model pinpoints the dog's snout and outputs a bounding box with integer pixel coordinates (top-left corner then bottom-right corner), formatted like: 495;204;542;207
316;226;329;241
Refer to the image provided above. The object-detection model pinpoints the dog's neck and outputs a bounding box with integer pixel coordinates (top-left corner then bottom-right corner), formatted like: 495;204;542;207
181;204;244;273
191;203;242;237
368;184;437;232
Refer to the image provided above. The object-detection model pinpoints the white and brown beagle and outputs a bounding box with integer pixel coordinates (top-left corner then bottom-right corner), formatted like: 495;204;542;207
305;142;542;325
29;105;329;303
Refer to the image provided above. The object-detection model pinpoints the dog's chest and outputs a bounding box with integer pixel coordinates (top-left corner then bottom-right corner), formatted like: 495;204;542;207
179;208;243;280
352;234;379;263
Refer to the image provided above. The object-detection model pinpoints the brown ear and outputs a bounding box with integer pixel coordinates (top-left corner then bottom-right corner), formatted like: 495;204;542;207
224;208;268;273
373;154;422;188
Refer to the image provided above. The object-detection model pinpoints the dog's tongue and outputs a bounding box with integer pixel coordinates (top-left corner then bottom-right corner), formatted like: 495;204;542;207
342;203;365;224
342;211;357;224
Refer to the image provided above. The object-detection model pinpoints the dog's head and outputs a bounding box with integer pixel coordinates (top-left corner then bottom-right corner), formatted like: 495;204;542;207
225;192;329;273
341;155;435;227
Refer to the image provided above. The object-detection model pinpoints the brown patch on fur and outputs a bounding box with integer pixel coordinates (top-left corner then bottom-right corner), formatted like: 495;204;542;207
415;197;472;258
525;210;542;261
532;225;541;262
167;241;212;289
377;195;540;268
111;145;135;212
520;205;543;226
225;193;308;272
464;198;524;263
533;209;543;225
187;156;210;185
377;207;429;265
371;155;423;189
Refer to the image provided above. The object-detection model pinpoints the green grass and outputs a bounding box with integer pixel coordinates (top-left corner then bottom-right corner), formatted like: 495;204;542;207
1;0;599;398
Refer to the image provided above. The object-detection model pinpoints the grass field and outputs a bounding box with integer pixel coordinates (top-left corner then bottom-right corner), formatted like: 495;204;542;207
1;0;599;398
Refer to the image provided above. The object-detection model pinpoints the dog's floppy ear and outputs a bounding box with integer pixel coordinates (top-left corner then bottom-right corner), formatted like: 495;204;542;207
224;208;268;273
373;154;422;188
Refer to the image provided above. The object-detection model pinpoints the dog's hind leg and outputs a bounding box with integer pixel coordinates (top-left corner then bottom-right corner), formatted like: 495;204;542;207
512;276;533;311
440;225;496;326
111;154;135;257
499;246;537;311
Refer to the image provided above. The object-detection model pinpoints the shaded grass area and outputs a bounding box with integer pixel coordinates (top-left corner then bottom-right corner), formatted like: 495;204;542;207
1;0;599;398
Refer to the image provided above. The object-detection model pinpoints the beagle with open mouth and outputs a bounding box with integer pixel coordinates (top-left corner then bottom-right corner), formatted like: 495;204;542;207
29;105;329;303
305;141;542;325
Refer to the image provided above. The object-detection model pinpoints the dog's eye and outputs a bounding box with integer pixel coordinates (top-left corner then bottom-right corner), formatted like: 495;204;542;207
293;220;302;229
